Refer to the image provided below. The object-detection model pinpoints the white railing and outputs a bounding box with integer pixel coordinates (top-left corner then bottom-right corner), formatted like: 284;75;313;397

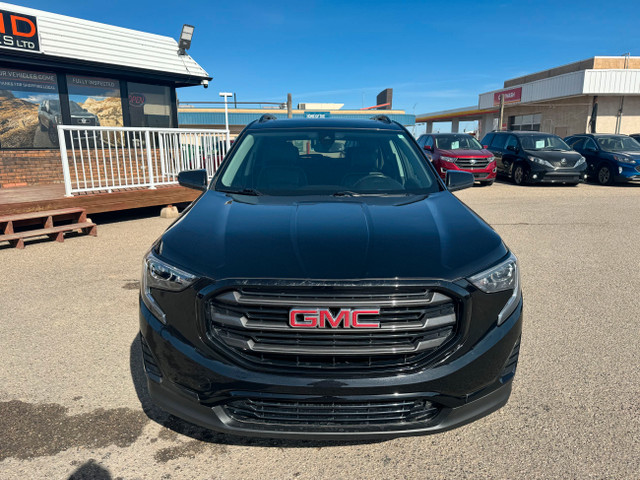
57;125;230;197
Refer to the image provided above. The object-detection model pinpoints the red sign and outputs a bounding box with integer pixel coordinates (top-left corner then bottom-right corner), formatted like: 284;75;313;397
289;308;381;328
128;93;146;107
494;87;522;106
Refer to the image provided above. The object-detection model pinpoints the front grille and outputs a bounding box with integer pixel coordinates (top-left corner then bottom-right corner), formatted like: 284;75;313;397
544;174;579;182
635;165;640;173
551;159;577;168
223;397;440;429
456;158;490;169
206;286;458;374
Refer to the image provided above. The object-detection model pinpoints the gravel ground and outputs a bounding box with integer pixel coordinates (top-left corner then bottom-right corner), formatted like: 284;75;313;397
1;181;639;479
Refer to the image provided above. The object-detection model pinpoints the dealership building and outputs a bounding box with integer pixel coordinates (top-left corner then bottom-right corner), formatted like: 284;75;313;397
417;56;640;140
0;2;209;189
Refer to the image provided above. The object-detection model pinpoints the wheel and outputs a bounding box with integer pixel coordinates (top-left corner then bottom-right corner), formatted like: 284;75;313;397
512;164;526;185
39;121;46;132
596;164;614;185
479;180;494;186
48;125;59;145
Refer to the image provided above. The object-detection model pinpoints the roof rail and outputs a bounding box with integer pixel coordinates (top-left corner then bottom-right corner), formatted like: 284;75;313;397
370;114;392;124
259;114;277;123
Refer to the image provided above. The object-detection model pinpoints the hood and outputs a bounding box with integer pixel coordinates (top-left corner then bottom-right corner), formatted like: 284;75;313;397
604;150;640;160
159;191;507;281
523;149;582;161
437;149;492;158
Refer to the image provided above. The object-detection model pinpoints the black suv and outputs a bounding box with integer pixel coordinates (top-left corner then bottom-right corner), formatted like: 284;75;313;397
140;117;523;439
564;134;640;185
481;131;587;185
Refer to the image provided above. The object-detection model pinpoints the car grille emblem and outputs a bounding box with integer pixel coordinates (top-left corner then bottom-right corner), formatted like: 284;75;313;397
79;118;89;124
561;158;567;166
289;308;381;328
469;159;476;165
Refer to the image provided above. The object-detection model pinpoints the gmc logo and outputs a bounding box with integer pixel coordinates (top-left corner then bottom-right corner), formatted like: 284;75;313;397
289;308;381;328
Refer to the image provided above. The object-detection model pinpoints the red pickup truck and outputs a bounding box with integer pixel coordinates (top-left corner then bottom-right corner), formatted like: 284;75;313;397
417;133;497;186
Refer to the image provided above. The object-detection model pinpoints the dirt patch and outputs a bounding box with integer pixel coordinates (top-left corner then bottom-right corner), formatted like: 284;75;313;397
122;280;140;290
0;400;149;460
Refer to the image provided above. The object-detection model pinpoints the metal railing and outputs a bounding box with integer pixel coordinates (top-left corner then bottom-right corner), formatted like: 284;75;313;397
57;125;230;197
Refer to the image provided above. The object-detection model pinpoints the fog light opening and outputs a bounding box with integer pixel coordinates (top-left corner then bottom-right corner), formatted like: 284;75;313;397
532;174;538;180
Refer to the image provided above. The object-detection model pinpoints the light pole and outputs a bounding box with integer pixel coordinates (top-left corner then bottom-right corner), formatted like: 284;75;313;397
219;92;232;151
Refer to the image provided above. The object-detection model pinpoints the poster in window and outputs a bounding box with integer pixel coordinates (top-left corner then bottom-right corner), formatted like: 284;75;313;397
66;75;123;127
0;68;59;148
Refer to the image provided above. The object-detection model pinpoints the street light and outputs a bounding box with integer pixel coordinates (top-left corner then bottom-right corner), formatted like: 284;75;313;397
178;24;194;55
219;92;233;150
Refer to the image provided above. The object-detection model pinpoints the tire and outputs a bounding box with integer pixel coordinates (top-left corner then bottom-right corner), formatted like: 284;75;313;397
512;164;527;185
48;125;59;145
596;164;614;185
479;180;494;186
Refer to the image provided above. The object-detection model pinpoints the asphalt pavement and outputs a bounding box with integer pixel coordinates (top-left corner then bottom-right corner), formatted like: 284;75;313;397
0;181;639;479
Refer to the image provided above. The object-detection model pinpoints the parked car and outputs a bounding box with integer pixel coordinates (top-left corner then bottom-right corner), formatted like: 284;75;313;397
417;133;496;186
630;134;640;144
481;131;587;185
38;99;100;144
139;116;523;440
565;134;640;185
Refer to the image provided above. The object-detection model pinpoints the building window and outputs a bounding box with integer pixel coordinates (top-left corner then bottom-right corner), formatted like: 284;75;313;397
127;82;173;127
0;67;60;148
66;75;123;127
508;114;541;132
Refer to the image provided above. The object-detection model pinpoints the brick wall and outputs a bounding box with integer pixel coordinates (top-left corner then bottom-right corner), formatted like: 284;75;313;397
0;149;63;188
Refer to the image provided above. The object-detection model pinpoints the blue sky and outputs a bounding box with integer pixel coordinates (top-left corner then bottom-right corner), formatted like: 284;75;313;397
13;0;640;130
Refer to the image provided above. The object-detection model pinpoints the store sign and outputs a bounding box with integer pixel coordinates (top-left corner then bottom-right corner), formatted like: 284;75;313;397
0;68;56;91
493;87;522;106
69;75;118;90
304;111;330;118
0;9;40;52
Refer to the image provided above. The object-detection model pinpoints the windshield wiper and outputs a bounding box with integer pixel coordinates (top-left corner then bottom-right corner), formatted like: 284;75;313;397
219;188;262;196
333;191;362;197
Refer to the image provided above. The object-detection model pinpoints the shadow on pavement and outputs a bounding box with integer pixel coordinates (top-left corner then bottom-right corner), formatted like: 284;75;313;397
67;460;112;480
129;333;383;448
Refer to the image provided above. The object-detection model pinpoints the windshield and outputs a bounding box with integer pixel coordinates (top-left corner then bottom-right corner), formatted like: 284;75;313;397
434;134;483;150
596;136;640;152
519;134;570;151
215;129;440;196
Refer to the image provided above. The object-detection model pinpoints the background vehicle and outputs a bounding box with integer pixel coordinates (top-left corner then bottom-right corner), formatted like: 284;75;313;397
38;100;100;144
565;134;640;185
417;133;496;186
481;131;587;185
630;134;640;144
139;117;522;440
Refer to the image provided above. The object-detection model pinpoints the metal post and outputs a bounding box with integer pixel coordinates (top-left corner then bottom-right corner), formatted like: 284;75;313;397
219;92;232;151
57;126;74;197
145;131;156;189
287;93;292;118
498;94;505;131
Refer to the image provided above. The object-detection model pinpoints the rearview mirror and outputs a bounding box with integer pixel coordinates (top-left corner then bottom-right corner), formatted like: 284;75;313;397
424;144;433;151
178;169;208;191
446;170;474;192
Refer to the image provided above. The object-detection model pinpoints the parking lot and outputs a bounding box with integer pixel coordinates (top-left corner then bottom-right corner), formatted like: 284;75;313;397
1;181;639;479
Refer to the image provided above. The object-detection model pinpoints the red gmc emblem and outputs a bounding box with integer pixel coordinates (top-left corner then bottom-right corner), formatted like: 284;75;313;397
289;308;381;328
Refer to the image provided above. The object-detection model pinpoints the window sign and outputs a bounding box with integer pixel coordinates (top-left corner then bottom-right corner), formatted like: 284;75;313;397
66;75;123;127
0;68;59;148
127;82;173;127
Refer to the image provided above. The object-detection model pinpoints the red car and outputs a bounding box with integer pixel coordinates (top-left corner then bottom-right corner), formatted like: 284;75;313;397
417;133;496;186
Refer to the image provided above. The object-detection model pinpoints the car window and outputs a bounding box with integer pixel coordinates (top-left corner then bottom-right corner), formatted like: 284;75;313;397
519;134;570;151
434;134;483;150
505;135;518;150
584;138;597;150
216;128;440;196
425;136;434;148
490;134;507;150
595;135;640;152
568;137;585;150
481;133;494;147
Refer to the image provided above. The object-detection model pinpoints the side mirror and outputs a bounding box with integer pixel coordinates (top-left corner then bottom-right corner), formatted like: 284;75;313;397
446;170;474;192
178;169;208;191
586;147;597;153
506;145;518;152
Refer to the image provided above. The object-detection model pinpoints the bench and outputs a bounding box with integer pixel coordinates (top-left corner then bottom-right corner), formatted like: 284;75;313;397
0;208;97;249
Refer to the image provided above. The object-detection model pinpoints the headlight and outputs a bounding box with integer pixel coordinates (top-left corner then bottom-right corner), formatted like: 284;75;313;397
575;156;586;167
613;155;635;164
469;252;521;325
141;250;197;323
528;156;554;168
487;156;495;163
440;156;457;163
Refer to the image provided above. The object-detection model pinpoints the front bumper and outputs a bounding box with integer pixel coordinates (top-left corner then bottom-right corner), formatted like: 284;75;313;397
436;161;497;182
615;164;640;182
529;165;587;184
139;297;523;440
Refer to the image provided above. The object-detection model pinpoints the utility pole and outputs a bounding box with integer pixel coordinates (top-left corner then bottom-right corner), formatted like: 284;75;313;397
219;92;232;150
498;94;505;131
287;93;292;118
616;53;630;134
